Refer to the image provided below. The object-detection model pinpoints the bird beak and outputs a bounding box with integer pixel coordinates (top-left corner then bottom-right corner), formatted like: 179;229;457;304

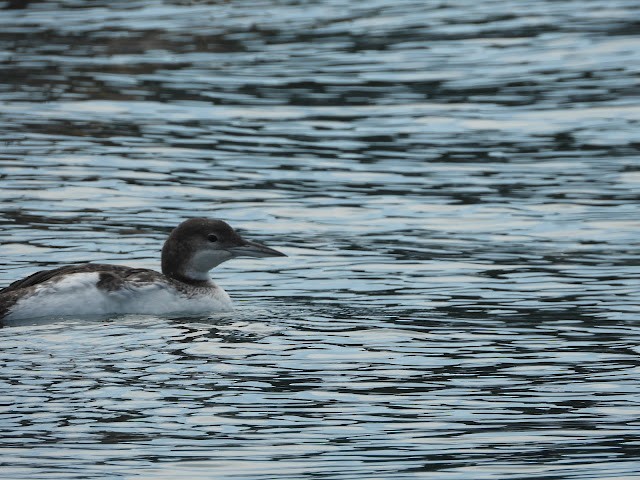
229;239;287;258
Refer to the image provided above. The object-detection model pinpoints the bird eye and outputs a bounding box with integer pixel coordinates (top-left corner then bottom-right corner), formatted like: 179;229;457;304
208;234;218;242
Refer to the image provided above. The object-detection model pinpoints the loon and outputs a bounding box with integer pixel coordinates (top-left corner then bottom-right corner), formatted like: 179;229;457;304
0;218;286;322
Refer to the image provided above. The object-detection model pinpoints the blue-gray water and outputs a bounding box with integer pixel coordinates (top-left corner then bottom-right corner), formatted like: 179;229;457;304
1;1;639;479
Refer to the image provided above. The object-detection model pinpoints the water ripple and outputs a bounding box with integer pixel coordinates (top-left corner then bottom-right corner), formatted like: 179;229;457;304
1;0;639;478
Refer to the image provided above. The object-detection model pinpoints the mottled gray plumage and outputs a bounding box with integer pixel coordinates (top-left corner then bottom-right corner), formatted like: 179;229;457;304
0;264;162;319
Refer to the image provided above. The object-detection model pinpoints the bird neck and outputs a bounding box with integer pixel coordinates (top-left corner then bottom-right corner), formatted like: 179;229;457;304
161;239;230;285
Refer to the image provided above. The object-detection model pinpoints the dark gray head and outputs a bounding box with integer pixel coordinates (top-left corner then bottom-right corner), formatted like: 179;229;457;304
161;218;286;283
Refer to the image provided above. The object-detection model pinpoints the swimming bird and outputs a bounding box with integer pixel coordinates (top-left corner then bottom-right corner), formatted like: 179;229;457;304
0;218;286;322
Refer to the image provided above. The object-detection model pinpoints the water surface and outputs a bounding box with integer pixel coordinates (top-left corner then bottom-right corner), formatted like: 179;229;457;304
1;1;639;478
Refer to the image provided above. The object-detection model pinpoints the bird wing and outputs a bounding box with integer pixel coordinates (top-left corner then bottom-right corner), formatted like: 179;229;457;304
0;264;148;294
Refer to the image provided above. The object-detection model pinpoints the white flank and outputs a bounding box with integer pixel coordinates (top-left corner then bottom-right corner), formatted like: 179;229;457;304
6;272;233;321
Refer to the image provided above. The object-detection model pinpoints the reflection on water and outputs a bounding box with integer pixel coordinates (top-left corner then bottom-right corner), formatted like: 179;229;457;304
1;0;639;478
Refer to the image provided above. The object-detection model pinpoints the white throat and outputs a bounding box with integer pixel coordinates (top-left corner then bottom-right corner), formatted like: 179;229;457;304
183;249;233;281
